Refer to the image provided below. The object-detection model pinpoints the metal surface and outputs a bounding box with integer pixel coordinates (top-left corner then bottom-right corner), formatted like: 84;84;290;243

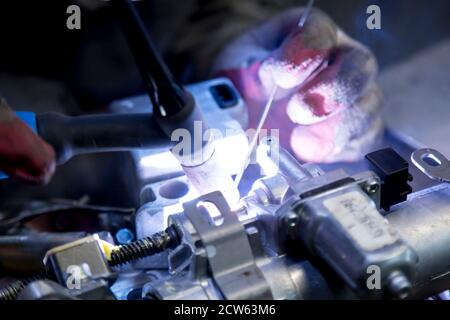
6;157;450;300
17;280;76;300
388;185;450;298
136;176;195;238
128;147;449;300
141;153;449;300
4;145;450;300
130;149;436;300
411;148;450;182
44;234;113;290
281;183;417;299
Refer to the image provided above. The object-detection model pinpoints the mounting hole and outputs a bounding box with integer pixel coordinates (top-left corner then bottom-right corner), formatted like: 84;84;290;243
194;239;203;249
210;84;238;109
140;186;156;204
159;181;189;199
197;201;224;226
422;153;442;167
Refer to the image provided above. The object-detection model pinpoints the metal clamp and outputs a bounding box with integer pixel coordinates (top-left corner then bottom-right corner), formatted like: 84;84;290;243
183;192;273;300
411;148;450;182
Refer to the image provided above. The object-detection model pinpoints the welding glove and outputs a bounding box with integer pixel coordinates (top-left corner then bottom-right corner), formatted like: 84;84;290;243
0;97;55;184
213;8;383;163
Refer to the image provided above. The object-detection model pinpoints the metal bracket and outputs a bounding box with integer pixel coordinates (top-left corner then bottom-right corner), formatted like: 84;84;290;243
183;191;273;300
411;148;450;182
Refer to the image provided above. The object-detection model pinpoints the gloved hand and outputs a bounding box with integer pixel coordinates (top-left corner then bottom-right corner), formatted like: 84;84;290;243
0;97;55;184
213;8;383;163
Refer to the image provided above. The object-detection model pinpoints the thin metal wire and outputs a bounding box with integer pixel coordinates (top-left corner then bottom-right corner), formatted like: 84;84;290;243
234;0;316;190
234;85;278;189
298;0;315;28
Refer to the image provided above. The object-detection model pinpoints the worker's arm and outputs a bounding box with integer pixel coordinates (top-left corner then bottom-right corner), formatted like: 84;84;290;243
0;97;55;184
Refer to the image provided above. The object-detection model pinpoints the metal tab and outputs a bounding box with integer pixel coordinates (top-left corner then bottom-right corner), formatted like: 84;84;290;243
411;148;450;182
183;192;273;300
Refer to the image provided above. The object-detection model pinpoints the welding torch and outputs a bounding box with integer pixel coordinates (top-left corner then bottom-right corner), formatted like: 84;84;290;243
3;0;239;205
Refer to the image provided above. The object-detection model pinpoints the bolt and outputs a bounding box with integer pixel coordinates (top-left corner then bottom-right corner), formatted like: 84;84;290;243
365;180;380;195
386;272;412;300
284;212;300;239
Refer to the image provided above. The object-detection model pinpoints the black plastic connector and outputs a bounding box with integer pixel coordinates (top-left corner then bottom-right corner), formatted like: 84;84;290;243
366;148;413;211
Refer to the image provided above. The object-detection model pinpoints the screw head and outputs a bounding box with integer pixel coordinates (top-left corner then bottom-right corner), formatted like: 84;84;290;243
285;213;299;233
365;180;380;195
387;272;412;300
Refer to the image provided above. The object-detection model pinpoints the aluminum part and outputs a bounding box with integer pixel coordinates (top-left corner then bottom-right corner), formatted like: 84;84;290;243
411;148;450;182
182;192;273;300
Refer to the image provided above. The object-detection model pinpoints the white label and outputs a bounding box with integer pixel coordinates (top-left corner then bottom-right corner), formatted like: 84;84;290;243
323;191;399;251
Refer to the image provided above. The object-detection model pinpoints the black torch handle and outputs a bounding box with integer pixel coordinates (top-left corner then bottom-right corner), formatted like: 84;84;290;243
37;112;174;164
